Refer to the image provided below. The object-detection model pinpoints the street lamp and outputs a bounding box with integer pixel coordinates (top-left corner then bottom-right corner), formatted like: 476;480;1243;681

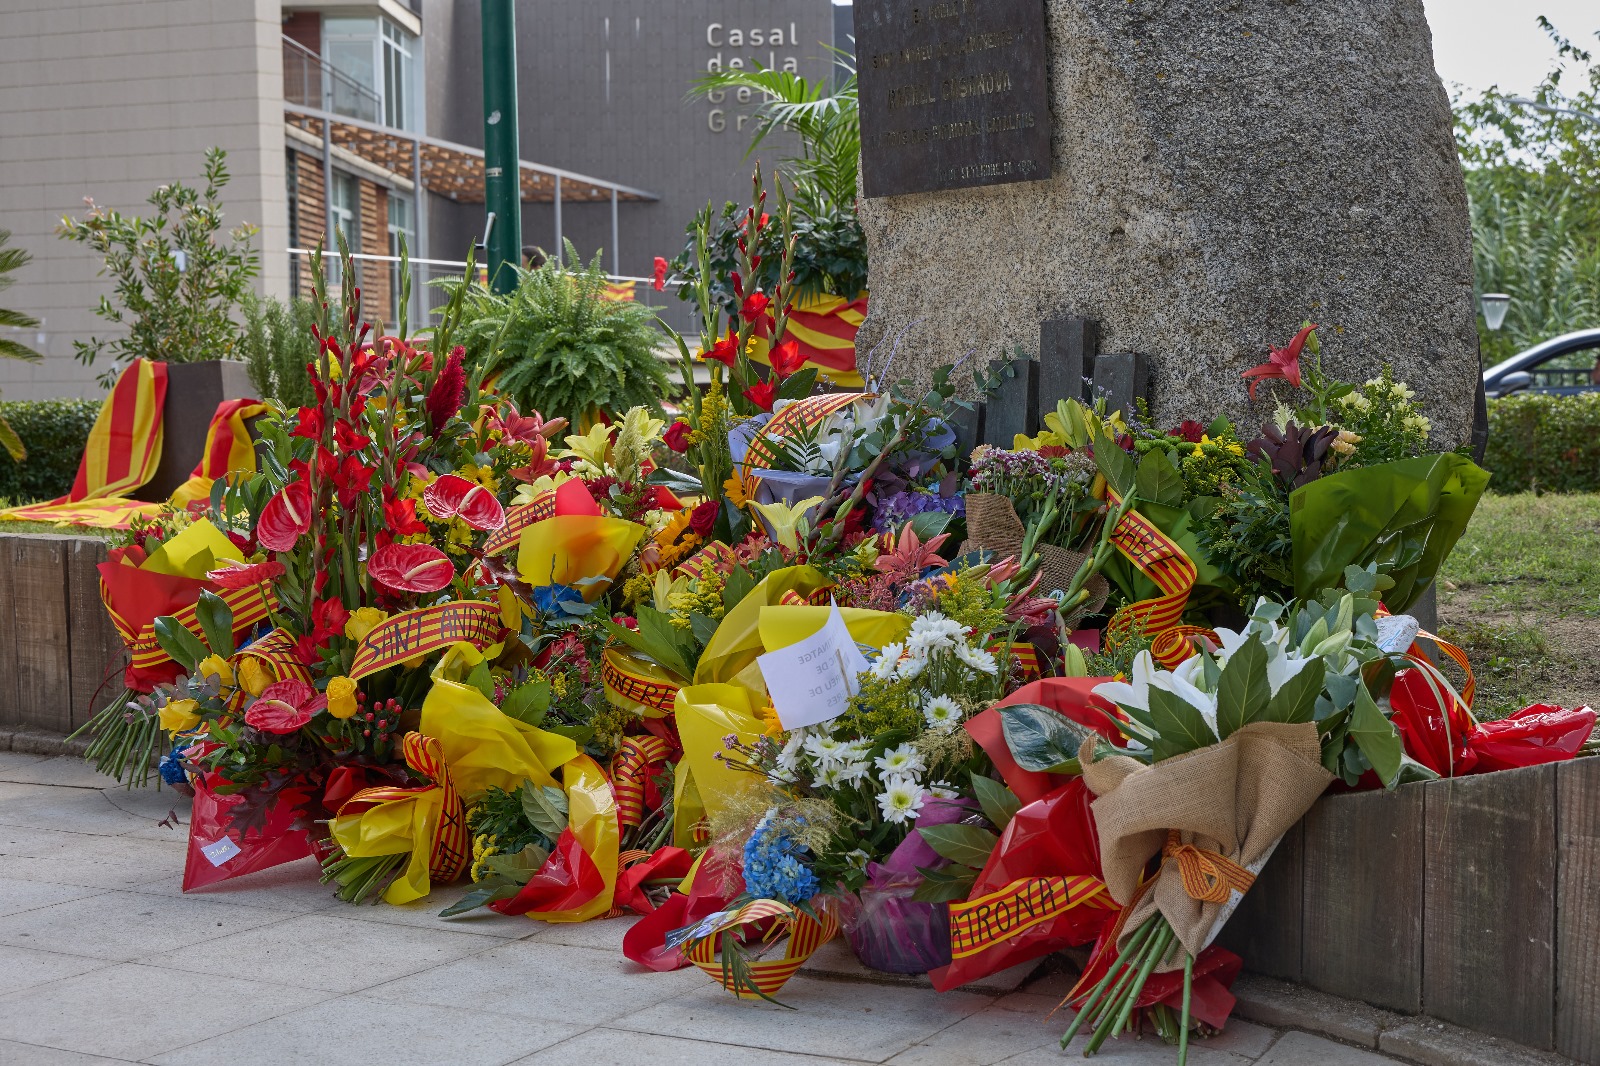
1480;293;1510;332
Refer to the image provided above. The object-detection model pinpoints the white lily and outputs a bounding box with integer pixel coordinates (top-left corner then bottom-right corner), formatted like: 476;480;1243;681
1150;668;1221;736
1092;650;1159;714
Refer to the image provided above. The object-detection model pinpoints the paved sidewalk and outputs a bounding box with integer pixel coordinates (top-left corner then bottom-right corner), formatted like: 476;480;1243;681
0;751;1406;1066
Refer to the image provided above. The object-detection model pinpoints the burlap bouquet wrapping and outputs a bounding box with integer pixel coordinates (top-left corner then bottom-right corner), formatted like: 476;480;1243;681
1080;721;1333;969
963;494;1108;613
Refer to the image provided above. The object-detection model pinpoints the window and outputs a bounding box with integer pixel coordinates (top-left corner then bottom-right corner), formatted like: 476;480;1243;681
328;171;359;286
286;151;301;299
382;20;414;130
323;16;415;130
387;193;415;319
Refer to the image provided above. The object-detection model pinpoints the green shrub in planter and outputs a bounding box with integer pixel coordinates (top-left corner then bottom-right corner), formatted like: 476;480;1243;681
1484;391;1600;493
0;398;101;503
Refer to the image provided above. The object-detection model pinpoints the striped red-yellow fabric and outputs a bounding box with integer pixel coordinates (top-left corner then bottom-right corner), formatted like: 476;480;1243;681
230;628;313;690
101;580;278;679
685;898;840;999
674;541;737;581
602;280;637;302
948;875;1117;960
747;293;867;387
989;641;1041;682
738;392;868;478
349;601;504;679
1104;489;1214;669
169;399;270;508
483;494;557;556
338;732;471;885
610;735;672;831
0;359;168;528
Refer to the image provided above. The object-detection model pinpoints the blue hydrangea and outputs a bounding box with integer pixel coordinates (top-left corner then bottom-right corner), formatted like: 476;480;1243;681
158;745;189;787
530;583;584;616
742;811;820;905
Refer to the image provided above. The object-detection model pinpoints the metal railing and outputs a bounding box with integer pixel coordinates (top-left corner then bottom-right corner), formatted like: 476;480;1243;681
282;36;381;125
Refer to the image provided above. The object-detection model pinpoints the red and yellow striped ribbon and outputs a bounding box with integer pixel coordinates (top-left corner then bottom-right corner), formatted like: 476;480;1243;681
747;293;867;387
675;541;738;581
230;627;313;691
103;582;277;677
610;735;672;831
685;898;840;999
948;875;1117;960
484;494;557;556
349;601;504;679
1104;490;1214;669
340;732;470;884
601;646;685;718
602;279;637;302
739;392;870;479
990;641;1041;681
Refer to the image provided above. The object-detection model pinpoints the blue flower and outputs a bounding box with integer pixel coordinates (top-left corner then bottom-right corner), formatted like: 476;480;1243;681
158;746;189;787
742;811;820;905
530;583;584;616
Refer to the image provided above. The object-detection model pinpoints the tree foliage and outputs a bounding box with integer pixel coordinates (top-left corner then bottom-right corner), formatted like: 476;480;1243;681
239;292;320;408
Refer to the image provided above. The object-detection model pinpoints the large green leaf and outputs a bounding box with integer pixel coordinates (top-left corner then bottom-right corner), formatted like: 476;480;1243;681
1148;686;1218;761
194;590;235;658
999;703;1102;774
970;773;1020;831
1214;635;1270;738
1135;449;1185;508
1092;428;1136;498
1261;658;1326;725
917;823;999;869
1349;684;1403;788
520;783;570;840
153;617;208;674
911;863;980;903
439;877;523;917
500;678;551;725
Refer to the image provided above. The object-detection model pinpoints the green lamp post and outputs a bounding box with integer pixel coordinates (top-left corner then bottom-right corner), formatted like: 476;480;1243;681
481;0;522;294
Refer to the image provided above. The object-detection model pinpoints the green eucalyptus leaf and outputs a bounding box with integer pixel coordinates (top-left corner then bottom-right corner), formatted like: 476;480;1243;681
917;823;1000;869
1349;684;1403;788
500;678;550;725
1324;671;1360;712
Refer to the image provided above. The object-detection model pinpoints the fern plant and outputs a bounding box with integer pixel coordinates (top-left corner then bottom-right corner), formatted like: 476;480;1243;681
0;229;44;460
439;241;670;425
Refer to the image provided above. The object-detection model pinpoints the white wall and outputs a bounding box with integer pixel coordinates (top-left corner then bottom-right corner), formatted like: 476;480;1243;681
0;0;288;400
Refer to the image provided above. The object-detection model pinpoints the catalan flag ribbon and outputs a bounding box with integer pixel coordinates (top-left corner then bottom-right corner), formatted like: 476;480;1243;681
684;898;840;999
948;875;1118;960
1103;490;1215;669
747;292;867;387
168;399;271;508
602;647;685;718
483;494;557;556
349;601;504;680
611;734;673;831
738;392;869;480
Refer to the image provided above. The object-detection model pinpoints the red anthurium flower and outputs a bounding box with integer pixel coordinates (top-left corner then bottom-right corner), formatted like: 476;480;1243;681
291;407;325;441
423;473;507;531
689;500;719;537
245;679;327;734
769;337;805;380
257;480;313;551
700;331;739;367
206;559;287;590
742;379;778;412
333;419;370;452
662;420;692;454
740;291;771;323
369;542;456;593
1242;324;1316;400
652;256;669;292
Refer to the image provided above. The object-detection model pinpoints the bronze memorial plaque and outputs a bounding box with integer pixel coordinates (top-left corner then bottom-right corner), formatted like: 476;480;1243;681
856;0;1052;198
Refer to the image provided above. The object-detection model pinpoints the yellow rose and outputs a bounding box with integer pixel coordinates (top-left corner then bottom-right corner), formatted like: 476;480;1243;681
237;657;273;697
326;675;359;719
197;654;234;688
344;606;389;643
159;698;202;734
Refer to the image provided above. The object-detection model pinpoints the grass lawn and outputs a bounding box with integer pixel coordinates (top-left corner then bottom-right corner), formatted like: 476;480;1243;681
1438;491;1600;719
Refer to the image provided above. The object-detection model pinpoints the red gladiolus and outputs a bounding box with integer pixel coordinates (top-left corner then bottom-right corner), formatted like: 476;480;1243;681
257;480;313;551
311;596;351;646
425;346;467;433
742;379;778;412
740;291;771;323
369;542;456;593
689;500;719;537
769;337;805;380
333;419;370;452
245;680;326;734
652;256;669;292
383;496;429;538
663;420;692;454
700;331;739;367
334;455;374;506
423;473;507;530
205;559;287;590
1242;324;1316;400
291;407;325;441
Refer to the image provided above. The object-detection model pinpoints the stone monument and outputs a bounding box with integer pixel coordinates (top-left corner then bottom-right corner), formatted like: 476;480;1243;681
853;0;1481;447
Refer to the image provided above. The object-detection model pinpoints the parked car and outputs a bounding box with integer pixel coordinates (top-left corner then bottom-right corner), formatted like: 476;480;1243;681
1482;328;1600;398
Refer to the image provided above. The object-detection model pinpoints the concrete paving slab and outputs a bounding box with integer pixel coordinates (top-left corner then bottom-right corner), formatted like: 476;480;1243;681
520;911;641;949
0;788;161;837
0;758;124;789
0;753;51;773
0;1038;133;1065
333;878;533;938
97;785;191;822
610;974;993;1064
0;889;291;961
124;857;345;914
507;1027;870;1065
883;994;1059;1065
0;962;323;1060
0;875;105;918
146;993;587;1066
363;939;707;1024
0;943;108;997
1029;1026;1256;1065
1257;1031;1398;1065
141;911;496;993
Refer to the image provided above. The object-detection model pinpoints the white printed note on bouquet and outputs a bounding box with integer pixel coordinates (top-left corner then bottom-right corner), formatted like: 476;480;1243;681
758;605;871;730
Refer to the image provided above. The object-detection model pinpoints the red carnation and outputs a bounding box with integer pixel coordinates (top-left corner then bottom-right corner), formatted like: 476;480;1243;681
689;500;719;537
663;420;692;454
742;379;778;413
425;346;467;433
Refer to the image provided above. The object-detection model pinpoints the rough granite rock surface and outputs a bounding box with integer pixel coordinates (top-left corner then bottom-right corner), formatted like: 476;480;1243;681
856;0;1480;447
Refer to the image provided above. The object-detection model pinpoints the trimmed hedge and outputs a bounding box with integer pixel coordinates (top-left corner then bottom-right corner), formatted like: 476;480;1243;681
1485;391;1600;493
0;398;100;503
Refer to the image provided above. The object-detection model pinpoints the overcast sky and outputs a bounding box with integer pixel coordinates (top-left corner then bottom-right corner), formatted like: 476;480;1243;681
1424;0;1597;96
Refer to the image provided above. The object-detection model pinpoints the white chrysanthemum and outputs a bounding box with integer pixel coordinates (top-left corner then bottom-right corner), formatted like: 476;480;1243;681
923;694;962;731
876;776;926;824
842;738;874;759
803;734;847;769
813;764;846;789
776;731;806;773
836;759;871;785
871;643;904;680
928;780;959;800
896;655;926;680
955;642;998;676
874;742;925;777
906;612;963;658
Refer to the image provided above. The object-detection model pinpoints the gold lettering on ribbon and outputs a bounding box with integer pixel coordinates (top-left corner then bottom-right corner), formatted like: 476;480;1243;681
349;602;504;680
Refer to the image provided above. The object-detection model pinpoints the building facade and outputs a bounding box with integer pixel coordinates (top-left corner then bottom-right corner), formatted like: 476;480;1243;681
0;0;847;401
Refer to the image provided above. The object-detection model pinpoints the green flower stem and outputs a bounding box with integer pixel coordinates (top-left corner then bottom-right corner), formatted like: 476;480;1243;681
1061;915;1157;1048
1092;921;1173;1054
1178;951;1195;1066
